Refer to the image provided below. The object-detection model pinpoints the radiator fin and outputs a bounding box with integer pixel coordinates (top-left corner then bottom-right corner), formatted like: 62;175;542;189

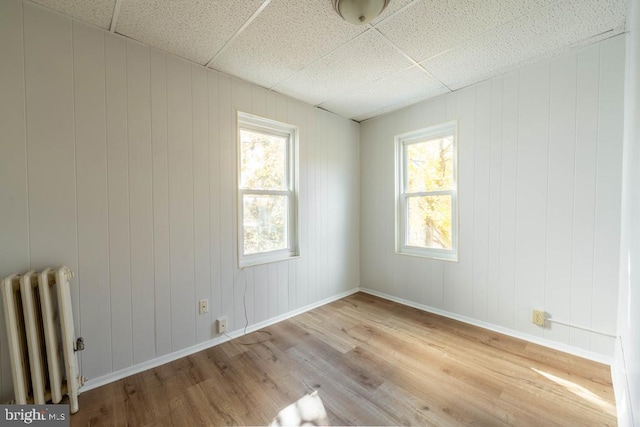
1;266;83;413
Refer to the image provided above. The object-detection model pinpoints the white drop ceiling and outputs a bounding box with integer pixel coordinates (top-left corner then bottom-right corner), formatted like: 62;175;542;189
29;0;627;121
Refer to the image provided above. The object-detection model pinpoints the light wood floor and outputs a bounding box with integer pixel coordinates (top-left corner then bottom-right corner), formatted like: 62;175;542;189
71;293;617;426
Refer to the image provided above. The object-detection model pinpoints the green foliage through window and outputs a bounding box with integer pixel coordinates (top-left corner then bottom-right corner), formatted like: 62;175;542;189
238;113;298;266
396;122;458;261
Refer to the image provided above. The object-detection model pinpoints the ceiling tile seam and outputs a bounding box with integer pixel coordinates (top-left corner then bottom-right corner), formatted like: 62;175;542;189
372;0;422;27
437;30;616;96
414;0;567;65
267;27;373;91
205;0;272;68
371;26;453;92
109;0;124;32
568;28;621;49
313;62;416;108
354;91;438;122
313;105;360;123
416;9;624;91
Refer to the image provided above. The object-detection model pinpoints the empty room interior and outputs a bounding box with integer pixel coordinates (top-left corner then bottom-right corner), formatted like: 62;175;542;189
1;0;639;425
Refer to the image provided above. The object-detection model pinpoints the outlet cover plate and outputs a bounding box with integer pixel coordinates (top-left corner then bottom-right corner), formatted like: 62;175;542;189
532;309;545;326
217;317;227;334
198;299;209;315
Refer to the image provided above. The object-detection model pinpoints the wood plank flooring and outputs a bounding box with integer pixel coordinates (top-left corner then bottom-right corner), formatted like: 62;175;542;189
71;293;617;426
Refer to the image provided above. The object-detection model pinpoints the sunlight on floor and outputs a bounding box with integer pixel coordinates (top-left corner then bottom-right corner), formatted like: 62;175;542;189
531;368;616;416
270;391;329;427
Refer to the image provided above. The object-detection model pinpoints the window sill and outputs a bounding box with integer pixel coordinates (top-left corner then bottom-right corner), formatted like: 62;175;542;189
396;248;458;262
239;252;300;268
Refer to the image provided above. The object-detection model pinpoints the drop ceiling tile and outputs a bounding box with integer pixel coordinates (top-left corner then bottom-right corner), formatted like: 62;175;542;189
274;30;413;106
28;0;116;29
209;0;366;89
319;66;448;120
376;0;554;62
371;0;414;25
422;0;627;91
115;0;263;65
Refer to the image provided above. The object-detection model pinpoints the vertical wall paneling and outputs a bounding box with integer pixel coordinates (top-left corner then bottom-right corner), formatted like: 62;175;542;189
571;44;600;349
105;32;133;371
498;71;519;329
486;78;503;325
306;102;318;304
150;49;172;356
591;36;625;353
293;102;309;308
23;0;80;331
286;100;298;311
358;120;375;294
472;81;492;321
544;52;578;344
359;35;625;358
318;112;329;300
268;264;279;319
278;258;290;315
514;61;550;335
453;87;476;317
217;74;235;331
207;70;222;333
127;40;155;364
167;56;196;351
192;65;211;343
327;112;341;299
0;0;28;399
0;2;361;398
73;20;111;379
253;265;269;323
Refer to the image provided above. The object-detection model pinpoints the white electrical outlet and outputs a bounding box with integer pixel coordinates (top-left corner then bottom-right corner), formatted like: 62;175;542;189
198;299;209;315
217;317;227;334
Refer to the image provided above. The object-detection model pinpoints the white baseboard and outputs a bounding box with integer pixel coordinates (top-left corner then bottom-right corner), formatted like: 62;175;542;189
359;287;613;365
611;338;634;427
80;287;360;393
82;285;614;395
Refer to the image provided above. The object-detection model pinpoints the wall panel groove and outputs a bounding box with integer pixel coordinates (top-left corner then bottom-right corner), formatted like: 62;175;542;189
0;2;360;400
360;35;625;358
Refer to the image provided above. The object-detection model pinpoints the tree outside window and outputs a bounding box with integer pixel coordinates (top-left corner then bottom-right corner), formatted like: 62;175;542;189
238;113;298;267
396;122;458;261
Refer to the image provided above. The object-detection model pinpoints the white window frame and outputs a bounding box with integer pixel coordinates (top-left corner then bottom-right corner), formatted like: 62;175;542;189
237;111;299;268
395;120;458;261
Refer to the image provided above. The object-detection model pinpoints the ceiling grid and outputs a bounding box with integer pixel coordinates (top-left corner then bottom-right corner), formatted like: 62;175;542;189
28;0;627;121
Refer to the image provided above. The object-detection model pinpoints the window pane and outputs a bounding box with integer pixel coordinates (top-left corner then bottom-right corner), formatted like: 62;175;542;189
243;194;288;255
406;136;454;192
407;195;452;250
240;129;287;190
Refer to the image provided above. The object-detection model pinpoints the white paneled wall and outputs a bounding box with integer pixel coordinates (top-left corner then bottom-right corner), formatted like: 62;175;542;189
360;34;625;358
0;0;360;401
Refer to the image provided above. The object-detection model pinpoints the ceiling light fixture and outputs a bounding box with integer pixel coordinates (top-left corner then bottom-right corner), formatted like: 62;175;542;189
332;0;391;25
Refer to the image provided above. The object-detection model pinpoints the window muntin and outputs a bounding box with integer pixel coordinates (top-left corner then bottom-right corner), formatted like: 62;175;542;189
238;112;298;267
396;121;458;261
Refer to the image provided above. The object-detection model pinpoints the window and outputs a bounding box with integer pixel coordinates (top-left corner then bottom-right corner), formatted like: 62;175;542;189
396;121;458;261
238;112;299;267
